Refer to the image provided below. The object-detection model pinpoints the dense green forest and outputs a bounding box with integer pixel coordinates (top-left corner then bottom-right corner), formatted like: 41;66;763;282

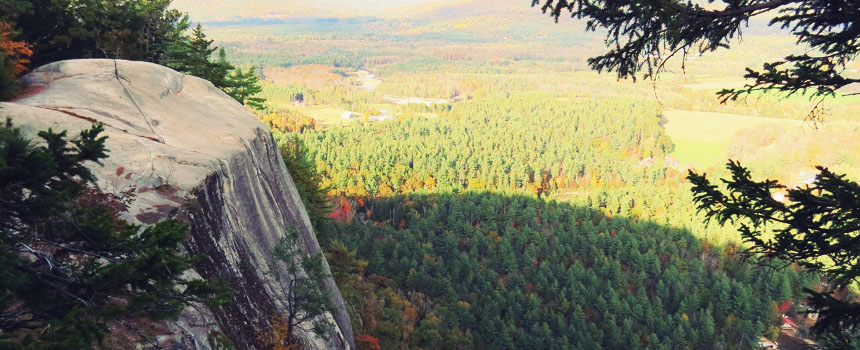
274;93;816;349
327;193;811;349
277;94;672;198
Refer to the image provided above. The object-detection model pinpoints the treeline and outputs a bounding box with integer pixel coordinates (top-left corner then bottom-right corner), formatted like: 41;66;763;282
259;82;378;112
371;67;860;120
275;94;672;198
725;121;860;180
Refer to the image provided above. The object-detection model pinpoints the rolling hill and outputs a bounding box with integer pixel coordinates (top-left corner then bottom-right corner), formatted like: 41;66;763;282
169;0;520;21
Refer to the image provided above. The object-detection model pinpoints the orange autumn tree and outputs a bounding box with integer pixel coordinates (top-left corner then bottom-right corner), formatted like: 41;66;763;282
0;23;30;74
355;335;381;350
260;315;302;350
0;22;31;98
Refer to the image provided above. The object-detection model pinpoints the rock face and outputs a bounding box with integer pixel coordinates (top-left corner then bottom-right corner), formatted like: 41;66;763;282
0;59;355;350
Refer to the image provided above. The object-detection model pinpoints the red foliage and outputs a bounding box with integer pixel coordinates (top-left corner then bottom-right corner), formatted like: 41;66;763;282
778;300;792;314
355;335;381;350
328;196;354;222
0;22;32;75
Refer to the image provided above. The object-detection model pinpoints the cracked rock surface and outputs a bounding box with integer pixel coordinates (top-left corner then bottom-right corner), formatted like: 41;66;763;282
0;59;354;350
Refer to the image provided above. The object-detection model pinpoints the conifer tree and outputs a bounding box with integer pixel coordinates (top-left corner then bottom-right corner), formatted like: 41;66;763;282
533;0;859;110
163;23;234;89
0;0;188;66
279;135;330;235
224;66;267;111
267;226;337;347
0;119;228;349
0;1;237;102
689;163;860;348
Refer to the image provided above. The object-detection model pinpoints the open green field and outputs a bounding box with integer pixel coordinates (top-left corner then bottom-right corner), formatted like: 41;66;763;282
670;139;729;169
662;109;803;169
295;105;353;129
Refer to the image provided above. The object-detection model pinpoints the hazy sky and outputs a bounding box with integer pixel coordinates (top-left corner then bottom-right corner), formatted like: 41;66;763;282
170;0;526;21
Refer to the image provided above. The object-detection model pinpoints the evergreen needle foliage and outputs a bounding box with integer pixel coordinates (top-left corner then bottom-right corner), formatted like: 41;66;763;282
224;66;267;111
0;0;266;108
162;23;235;89
279;135;331;236
532;0;860;108
267;226;337;347
689;162;860;348
0;119;229;349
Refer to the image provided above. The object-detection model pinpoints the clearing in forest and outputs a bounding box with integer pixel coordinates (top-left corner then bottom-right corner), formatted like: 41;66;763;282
662;109;803;169
295;105;353;129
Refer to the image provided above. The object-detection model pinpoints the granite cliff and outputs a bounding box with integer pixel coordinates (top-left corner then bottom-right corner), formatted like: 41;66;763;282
0;59;354;350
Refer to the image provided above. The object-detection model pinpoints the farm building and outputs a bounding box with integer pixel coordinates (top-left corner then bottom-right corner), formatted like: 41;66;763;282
781;317;799;336
664;155;680;169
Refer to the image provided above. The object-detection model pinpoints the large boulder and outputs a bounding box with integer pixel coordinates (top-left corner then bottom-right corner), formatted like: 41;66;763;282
0;59;354;350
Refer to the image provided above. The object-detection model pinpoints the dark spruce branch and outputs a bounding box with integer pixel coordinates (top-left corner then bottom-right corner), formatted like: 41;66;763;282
0;120;229;349
688;162;860;347
532;0;860;117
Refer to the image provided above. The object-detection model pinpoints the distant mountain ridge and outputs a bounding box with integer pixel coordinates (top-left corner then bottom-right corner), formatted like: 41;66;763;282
170;0;536;22
170;0;591;43
171;0;783;42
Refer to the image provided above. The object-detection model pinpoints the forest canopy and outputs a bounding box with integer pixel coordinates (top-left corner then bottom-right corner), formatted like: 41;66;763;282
276;92;817;350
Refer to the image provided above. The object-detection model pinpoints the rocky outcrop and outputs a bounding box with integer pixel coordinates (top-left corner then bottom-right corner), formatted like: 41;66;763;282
0;59;354;350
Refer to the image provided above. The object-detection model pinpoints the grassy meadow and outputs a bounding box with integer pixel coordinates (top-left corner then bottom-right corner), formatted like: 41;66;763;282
661;109;805;169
